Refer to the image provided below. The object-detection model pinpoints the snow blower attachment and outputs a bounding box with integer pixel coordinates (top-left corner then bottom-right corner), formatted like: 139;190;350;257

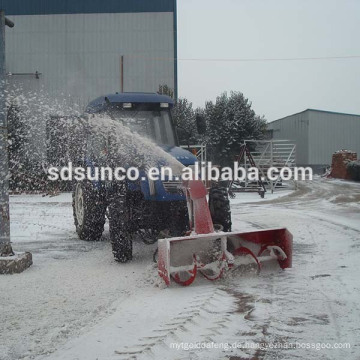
158;180;292;286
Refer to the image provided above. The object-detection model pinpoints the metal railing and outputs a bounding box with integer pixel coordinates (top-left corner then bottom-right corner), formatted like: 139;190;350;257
243;140;297;193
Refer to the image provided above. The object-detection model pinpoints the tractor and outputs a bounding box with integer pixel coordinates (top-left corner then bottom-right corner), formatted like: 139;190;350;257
72;92;232;263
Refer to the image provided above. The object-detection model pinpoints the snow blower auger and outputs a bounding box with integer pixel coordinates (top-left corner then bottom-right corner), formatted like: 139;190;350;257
158;180;293;286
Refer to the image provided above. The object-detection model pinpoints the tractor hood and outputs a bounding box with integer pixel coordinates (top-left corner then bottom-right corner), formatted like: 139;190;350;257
159;145;197;166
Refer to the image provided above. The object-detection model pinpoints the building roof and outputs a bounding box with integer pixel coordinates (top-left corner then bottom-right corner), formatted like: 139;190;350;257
86;92;174;113
0;0;175;15
269;108;360;124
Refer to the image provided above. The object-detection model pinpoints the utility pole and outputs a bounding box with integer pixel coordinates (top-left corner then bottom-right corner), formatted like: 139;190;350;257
0;10;12;256
0;10;32;273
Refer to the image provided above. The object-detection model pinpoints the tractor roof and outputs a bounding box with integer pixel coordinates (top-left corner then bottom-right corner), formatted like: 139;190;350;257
86;92;174;113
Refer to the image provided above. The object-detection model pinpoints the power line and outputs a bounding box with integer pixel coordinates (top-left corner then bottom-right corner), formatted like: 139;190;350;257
126;54;360;63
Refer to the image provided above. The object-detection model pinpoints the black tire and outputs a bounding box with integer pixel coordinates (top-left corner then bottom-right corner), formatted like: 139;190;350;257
72;181;107;241
209;186;232;232
171;200;190;236
108;188;133;263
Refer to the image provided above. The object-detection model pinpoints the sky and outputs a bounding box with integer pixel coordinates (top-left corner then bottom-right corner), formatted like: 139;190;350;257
176;0;360;122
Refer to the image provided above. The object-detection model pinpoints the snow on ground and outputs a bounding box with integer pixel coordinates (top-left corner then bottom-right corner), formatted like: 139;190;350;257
0;178;360;359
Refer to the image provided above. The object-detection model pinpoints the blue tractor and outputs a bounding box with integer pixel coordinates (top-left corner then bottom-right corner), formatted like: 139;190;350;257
72;92;231;262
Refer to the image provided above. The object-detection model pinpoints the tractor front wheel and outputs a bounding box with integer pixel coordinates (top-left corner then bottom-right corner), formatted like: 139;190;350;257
209;186;232;232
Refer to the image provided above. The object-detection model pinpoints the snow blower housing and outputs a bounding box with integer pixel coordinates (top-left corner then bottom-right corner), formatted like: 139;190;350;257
158;180;293;286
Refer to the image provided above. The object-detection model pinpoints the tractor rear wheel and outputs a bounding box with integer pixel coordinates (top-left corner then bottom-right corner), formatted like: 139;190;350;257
73;181;106;241
209;186;232;232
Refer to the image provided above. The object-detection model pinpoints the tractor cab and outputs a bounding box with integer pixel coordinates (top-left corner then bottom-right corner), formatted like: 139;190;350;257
85;92;197;165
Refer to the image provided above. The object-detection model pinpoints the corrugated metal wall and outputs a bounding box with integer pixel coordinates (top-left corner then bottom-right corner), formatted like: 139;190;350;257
268;109;360;166
5;12;175;109
267;111;309;165
308;111;360;165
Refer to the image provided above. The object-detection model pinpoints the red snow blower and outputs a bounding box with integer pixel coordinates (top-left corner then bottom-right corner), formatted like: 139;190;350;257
158;180;292;286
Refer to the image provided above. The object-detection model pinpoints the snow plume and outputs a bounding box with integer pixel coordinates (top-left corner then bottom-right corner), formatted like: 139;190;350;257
86;115;184;173
5;86;183;191
5;86;83;191
6;86;82;165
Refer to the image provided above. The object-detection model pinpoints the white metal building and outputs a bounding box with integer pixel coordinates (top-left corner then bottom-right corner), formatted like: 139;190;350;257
267;109;360;170
1;0;177;107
